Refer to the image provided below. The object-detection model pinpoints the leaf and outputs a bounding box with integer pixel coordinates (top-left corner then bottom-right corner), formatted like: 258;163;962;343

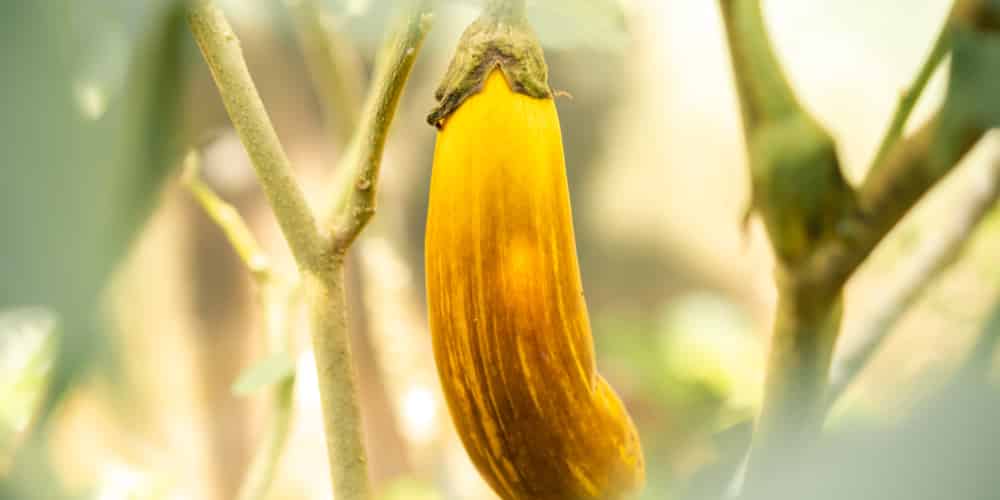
232;352;296;396
0;0;191;440
0;308;56;444
69;0;180;119
943;22;1000;130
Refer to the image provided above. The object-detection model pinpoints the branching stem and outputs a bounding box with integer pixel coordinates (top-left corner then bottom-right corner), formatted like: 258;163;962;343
186;2;432;498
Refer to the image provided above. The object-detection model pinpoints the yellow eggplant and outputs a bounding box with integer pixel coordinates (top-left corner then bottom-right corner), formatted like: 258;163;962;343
424;22;645;497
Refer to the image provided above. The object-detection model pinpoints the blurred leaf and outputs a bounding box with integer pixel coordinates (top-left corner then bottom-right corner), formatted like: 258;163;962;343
944;24;1000;131
232;352;296;396
69;0;180;119
0;1;191;488
659;292;762;411
0;308;56;452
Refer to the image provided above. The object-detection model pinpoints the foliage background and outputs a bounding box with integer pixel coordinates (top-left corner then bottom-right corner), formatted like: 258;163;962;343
2;0;999;499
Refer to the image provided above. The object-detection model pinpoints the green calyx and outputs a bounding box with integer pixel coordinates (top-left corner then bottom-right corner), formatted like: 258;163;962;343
426;7;551;128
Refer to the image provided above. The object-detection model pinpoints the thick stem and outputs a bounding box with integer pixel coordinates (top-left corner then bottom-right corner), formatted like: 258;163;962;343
743;288;841;494
187;1;322;271
717;1;994;495
717;0;802;131
305;259;371;500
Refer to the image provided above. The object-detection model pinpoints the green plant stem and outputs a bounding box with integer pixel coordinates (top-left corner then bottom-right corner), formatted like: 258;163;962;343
867;12;953;174
746;289;841;486
717;0;852;488
826;156;1000;409
181;151;273;281
187;1;322;272
803;115;985;293
717;0;801;131
285;0;364;146
327;0;433;250
187;2;432;498
303;260;371;498
183;149;299;500
717;0;995;494
238;376;295;500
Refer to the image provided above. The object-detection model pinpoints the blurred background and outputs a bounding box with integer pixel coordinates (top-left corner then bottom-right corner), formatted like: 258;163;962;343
2;0;1000;499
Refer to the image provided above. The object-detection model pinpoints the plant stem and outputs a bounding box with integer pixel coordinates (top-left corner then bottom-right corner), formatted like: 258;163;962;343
826;157;1000;409
183;149;300;500
803;115;985;294
187;1;322;272
867;9;954;174
717;0;802;131
181;151;273;281
188;2;431;498
238;374;296;500
327;0;434;250
716;0;995;494
717;0;853;488
304;260;371;499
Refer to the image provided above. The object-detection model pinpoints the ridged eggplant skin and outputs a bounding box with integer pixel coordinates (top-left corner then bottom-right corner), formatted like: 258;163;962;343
425;70;645;500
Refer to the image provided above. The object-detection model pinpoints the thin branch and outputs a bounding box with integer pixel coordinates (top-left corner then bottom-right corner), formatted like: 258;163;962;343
867;13;953;174
237;280;301;500
183;148;300;500
285;0;364;146
237;376;295;500
826;156;1000;409
187;1;322;272
326;0;434;252
181;151;273;281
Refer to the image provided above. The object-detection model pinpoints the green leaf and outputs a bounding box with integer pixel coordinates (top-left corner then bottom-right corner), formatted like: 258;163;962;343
943;23;1000;130
232;352;297;397
0;0;191;439
0;308;56;448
